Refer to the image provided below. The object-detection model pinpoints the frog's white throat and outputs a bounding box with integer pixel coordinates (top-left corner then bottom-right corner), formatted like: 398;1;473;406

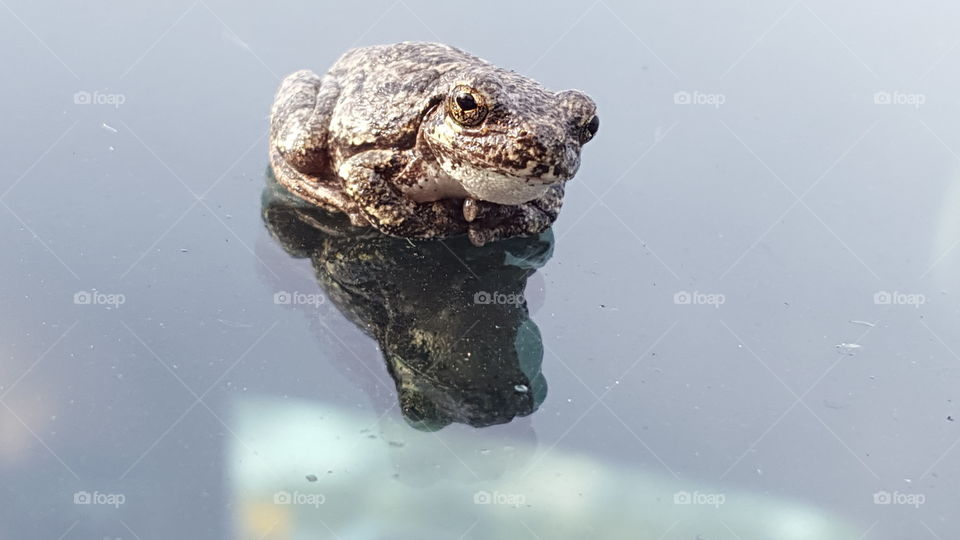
438;159;555;205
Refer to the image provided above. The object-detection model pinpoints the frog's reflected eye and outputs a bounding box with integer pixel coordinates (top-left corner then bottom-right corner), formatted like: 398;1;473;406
580;115;599;144
447;86;488;127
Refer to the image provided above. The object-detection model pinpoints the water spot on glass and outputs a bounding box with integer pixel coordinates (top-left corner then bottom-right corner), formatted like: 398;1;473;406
835;343;861;355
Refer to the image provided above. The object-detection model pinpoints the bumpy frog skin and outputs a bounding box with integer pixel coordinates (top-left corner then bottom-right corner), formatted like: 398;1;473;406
269;42;598;246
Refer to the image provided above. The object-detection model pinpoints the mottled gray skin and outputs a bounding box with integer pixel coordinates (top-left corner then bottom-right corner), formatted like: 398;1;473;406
269;42;598;246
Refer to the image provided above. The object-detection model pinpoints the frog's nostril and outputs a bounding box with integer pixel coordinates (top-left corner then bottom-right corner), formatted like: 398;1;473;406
530;163;550;177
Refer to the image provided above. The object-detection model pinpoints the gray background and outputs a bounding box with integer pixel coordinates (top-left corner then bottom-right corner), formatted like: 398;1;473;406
1;0;959;538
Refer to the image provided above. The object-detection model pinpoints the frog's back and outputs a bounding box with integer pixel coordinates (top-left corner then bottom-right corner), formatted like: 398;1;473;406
330;42;485;80
326;42;488;157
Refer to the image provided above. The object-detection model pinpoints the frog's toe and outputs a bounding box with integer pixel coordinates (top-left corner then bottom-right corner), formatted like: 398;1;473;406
463;198;481;223
468;227;494;247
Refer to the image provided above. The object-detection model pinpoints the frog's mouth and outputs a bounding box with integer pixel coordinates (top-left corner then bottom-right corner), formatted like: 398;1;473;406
443;160;559;205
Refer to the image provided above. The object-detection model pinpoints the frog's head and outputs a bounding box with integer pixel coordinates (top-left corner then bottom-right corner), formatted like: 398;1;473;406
422;67;598;205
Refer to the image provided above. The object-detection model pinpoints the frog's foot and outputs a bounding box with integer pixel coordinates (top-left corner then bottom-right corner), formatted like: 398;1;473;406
464;184;565;246
466;204;553;246
341;150;466;238
462;198;482;223
270;70;339;176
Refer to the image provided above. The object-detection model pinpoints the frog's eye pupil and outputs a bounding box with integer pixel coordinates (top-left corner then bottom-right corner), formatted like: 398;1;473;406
456;93;477;111
447;86;488;127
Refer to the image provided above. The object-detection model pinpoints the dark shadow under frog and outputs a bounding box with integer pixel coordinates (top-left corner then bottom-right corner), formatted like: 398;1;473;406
262;171;552;430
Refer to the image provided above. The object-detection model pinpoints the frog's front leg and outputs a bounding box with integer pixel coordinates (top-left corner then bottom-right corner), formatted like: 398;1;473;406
340;150;465;238
465;183;565;246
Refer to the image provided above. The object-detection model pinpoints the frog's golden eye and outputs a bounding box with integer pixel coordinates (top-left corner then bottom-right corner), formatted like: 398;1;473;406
447;86;488;127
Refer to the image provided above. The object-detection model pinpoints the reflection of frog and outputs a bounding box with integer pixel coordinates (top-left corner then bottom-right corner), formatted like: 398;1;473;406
262;172;552;430
269;42;598;246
